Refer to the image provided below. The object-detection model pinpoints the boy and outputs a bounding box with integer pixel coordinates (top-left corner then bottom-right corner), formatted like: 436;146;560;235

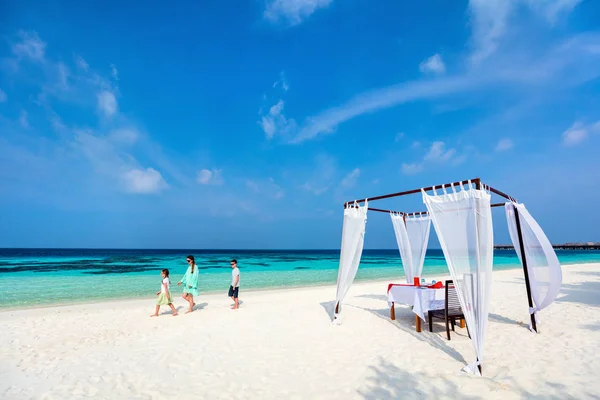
228;259;240;309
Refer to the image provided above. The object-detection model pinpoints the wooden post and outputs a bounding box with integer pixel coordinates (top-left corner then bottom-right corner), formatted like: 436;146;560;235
390;303;395;320
416;315;422;332
460;318;465;329
513;207;538;333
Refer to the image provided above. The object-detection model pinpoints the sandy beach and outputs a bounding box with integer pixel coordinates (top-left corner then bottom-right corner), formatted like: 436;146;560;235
1;263;599;399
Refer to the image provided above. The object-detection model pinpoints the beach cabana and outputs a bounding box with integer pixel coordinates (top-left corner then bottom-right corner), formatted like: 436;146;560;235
333;177;562;375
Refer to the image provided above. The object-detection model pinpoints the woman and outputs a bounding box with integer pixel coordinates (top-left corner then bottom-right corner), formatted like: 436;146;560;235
178;255;200;313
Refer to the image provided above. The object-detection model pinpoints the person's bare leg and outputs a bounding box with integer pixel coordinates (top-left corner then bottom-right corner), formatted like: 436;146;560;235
168;303;178;316
150;305;160;317
232;297;239;309
185;294;194;313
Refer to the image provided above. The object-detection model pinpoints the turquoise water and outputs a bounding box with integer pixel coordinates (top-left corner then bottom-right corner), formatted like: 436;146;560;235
1;249;599;309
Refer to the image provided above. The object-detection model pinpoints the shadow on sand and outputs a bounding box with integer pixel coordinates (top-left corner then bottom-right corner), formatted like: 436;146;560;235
357;356;588;399
556;281;600;307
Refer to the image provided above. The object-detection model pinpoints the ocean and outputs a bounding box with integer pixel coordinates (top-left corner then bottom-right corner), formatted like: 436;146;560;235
1;248;599;309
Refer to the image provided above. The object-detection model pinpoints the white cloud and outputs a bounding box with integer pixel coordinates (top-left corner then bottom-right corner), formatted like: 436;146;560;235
562;121;599;146
196;169;223;185
246;178;284;199
525;0;582;24
264;0;332;26
273;71;289;92
292;75;478;143
401;162;423;175
300;183;329;195
291;31;600;144
419;53;445;74
246;180;260;193
19;110;29;128
97;91;118;117
340;168;360;188
424;141;456;162
468;0;582;64
495;138;514;151
110;63;119;80
109;128;139;145
468;0;514;64
259;99;296;139
122;168;167;194
400;141;462;175
562;124;586;146
299;153;336;195
57;62;69;90
395;132;405;142
75;55;89;71
12;30;46;61
0;88;6;102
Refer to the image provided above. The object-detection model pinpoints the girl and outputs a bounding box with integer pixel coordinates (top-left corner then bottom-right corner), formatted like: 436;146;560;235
151;269;178;317
178;255;199;313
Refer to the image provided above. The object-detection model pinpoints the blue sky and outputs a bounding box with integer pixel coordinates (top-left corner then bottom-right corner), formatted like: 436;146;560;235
1;0;599;249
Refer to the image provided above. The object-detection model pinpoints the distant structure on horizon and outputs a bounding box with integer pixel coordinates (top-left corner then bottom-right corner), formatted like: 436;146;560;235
495;242;600;250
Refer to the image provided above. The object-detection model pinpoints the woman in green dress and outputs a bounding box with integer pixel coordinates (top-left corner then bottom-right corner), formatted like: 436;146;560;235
178;255;200;313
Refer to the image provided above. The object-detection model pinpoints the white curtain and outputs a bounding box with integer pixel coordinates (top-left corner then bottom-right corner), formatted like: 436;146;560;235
505;202;562;329
334;201;368;318
423;183;493;376
390;213;431;284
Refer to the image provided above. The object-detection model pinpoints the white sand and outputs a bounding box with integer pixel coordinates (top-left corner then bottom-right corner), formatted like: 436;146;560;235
1;263;599;399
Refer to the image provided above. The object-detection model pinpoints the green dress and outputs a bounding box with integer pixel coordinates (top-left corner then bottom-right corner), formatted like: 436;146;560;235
181;265;200;296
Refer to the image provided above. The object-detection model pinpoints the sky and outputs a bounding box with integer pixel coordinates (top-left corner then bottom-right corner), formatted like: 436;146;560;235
0;0;599;249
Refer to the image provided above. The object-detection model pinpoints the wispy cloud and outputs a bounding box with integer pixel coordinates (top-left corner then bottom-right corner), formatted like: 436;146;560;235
273;71;289;92
299;153;336;195
340;168;360;189
264;0;332;26
291;31;600;144
292;76;477;143
259;74;297;139
110;63;119;80
419;53;445;74
394;132;405;142
424;141;456;162
74;55;89;71
19;110;29;128
12;30;46;61
562;120;600;146
0;88;7;103
401;162;423;175
495;138;514;151
246;177;285;199
97;90;118;117
400;141;463;175
108;127;139;145
259;99;297;139
1;30;175;198
196;169;224;185
467;0;582;64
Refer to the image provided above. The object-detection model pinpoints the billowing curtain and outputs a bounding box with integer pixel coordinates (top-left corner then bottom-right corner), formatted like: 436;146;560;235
390;213;431;284
334;201;368;319
423;183;493;376
505;202;562;329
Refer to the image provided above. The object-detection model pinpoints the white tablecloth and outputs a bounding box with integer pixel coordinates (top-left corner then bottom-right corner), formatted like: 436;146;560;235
387;285;445;321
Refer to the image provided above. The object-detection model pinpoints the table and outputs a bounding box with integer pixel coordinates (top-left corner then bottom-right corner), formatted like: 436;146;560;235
387;284;446;332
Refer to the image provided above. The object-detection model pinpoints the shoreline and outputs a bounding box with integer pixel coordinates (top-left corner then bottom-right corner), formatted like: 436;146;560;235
1;260;595;312
0;265;507;313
